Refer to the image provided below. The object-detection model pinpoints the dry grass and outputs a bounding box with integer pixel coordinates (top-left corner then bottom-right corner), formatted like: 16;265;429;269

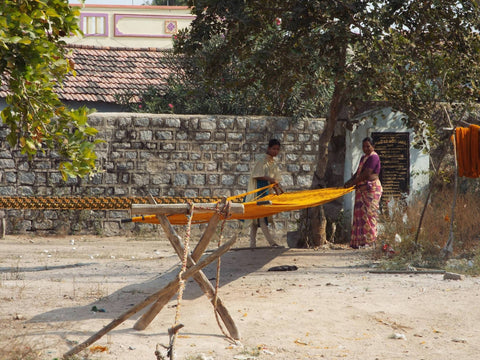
0;336;91;360
376;185;480;272
85;281;109;300
0;339;43;360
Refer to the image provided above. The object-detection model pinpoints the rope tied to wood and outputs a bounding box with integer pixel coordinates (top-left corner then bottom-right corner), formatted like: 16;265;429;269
211;199;238;344
166;201;194;360
217;197;232;219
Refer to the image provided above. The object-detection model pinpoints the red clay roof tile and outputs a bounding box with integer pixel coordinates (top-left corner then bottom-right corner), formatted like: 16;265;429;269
1;45;172;105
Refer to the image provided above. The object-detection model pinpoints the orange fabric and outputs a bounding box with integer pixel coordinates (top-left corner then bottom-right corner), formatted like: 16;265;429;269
129;186;354;225
455;125;480;178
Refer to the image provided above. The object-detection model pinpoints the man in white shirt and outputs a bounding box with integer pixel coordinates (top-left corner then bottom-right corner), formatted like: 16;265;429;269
246;139;282;248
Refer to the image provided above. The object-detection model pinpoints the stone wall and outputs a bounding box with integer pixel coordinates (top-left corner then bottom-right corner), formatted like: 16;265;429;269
0;113;340;237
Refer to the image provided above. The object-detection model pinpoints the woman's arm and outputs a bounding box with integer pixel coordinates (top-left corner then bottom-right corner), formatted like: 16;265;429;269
344;176;355;188
352;167;374;185
344;168;374;188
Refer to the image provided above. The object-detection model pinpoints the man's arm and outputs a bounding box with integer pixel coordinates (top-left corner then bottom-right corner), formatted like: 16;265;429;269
253;175;276;183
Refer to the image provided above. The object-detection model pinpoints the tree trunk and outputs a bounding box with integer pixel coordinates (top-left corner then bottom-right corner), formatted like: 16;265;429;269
308;87;346;246
305;44;348;247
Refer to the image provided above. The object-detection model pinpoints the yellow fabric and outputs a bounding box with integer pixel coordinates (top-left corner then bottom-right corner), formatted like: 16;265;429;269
130;185;354;225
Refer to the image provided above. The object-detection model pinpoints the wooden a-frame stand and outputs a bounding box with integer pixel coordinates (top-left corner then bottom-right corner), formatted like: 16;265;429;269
63;198;242;359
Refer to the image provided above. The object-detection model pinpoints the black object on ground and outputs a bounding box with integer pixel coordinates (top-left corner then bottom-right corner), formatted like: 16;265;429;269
268;265;298;272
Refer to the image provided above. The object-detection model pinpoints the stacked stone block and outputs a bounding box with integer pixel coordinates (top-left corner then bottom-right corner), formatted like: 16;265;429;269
0;114;325;236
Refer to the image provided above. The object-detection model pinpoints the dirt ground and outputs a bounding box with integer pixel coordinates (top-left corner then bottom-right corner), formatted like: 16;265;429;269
1;232;480;360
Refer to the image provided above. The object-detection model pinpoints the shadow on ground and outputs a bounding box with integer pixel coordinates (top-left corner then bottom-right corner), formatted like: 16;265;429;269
27;246;290;324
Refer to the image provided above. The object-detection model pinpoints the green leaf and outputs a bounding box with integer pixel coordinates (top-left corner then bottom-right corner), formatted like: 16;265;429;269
8;36;22;44
18;38;32;45
84;127;99;136
19;13;32;25
45;8;60;18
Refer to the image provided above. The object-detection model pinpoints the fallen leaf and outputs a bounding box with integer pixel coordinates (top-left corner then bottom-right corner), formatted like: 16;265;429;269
90;345;108;353
295;339;308;345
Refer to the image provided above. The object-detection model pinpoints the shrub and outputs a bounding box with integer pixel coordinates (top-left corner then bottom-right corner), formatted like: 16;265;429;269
376;184;480;272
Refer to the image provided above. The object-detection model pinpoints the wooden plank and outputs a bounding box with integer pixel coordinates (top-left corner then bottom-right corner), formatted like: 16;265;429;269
133;213;240;340
62;235;237;359
131;202;244;216
191;197;227;261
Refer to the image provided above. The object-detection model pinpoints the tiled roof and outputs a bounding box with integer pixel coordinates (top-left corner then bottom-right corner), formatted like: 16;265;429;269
1;45;172;104
63;45;172;103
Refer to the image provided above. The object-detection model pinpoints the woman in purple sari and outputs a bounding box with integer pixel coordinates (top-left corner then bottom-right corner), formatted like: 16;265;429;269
344;137;383;249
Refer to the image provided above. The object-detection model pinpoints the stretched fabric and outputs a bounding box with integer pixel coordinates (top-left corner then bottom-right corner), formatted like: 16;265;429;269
130;186;354;225
455;125;480;178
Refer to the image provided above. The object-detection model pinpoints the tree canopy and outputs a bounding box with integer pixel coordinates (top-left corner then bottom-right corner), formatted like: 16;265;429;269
158;0;480;245
173;1;480;121
134;1;480;133
0;0;101;179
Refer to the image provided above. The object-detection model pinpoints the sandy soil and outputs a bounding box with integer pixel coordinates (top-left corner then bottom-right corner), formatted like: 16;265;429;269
1;232;479;360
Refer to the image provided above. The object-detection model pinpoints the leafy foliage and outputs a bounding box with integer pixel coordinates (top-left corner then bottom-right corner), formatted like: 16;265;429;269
0;0;101;179
372;1;480;145
140;1;480;134
126;1;480;247
164;1;387;120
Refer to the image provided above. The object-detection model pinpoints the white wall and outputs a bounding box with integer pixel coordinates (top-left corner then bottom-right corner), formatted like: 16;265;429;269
343;107;429;226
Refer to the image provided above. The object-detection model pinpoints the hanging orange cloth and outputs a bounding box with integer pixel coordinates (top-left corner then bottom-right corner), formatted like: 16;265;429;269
454;125;480;178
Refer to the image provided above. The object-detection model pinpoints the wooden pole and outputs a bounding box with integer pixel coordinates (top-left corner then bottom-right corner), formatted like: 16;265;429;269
413;150;448;246
443;129;458;256
133;213;240;340
62;235;237;359
191;201;226;260
442;109;457;257
0;216;4;239
133;197;227;332
131;202;244;216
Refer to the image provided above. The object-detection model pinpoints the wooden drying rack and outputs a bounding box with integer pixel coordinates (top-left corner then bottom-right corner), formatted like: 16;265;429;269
64;197;243;358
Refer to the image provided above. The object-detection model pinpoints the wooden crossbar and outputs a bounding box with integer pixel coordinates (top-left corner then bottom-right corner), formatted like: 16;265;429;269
131;202;244;216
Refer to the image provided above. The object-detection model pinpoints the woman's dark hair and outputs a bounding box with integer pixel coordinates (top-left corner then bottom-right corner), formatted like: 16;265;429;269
268;138;281;147
363;137;374;146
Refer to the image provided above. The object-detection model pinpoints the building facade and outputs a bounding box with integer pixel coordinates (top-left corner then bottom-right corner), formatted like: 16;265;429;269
67;4;194;49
